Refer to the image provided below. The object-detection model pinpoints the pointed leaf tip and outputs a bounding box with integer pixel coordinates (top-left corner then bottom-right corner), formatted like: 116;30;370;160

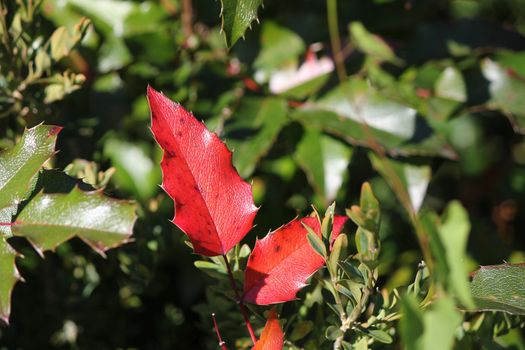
148;86;258;256
252;308;284;350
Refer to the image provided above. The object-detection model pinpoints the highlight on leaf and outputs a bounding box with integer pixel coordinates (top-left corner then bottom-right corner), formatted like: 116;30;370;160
147;86;258;256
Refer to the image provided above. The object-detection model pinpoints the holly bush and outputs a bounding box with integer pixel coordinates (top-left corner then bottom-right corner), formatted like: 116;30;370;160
1;0;525;349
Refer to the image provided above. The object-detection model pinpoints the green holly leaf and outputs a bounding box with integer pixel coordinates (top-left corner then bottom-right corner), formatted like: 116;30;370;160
0;125;62;235
0;237;20;324
13;187;136;255
220;0;263;47
0;124;136;324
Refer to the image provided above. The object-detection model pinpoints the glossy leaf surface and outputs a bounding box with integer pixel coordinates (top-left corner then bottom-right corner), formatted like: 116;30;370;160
13;187;136;255
252;309;284;350
0;238;19;324
0;125;61;219
148;86;258;256
220;0;262;47
292;80;454;158
295;128;352;204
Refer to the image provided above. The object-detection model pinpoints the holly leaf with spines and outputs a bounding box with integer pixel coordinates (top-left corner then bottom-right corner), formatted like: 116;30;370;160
243;215;347;305
0;125;137;323
0;125;62;235
13;187;136;255
148;86;258;257
220;0;263;47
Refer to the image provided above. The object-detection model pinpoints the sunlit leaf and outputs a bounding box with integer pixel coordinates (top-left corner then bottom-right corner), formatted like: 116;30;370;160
148;86;258;256
221;0;263;47
295;128;352;204
482;58;525;133
400;295;462;350
469;263;525;314
0;237;20;324
13;187;136;255
252;309;283;350
243;217;324;304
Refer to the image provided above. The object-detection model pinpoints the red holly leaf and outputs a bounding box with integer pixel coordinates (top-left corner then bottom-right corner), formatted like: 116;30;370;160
330;215;349;247
243;217;324;304
148;86;258;256
252;309;283;350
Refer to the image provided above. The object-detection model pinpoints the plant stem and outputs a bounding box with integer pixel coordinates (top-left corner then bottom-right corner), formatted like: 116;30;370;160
222;254;257;345
325;0;435;274
327;0;347;83
182;0;193;39
333;268;374;350
212;313;229;350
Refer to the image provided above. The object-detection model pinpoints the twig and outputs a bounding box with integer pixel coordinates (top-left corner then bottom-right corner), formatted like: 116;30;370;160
327;0;347;83
182;0;193;39
222;254;257;345
212;313;229;350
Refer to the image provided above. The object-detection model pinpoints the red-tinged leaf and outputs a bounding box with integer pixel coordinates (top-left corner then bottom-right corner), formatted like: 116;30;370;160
243;217;324;304
148;86;258;256
330;215;349;248
252;309;284;350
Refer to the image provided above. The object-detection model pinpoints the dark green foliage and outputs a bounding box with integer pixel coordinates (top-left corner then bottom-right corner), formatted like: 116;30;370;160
1;0;525;349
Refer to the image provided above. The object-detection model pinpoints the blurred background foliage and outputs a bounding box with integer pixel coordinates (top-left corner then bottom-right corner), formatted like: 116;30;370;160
1;0;525;348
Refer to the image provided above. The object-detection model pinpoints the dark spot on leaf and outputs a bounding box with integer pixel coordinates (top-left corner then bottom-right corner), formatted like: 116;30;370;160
179;118;185;123
274;245;281;252
177;132;183;137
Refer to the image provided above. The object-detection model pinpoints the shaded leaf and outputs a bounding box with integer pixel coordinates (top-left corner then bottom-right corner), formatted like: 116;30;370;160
103;138;160;200
254;22;305;73
366;329;393;344
148;86;258;256
243;217;324;304
469;263;525;314
295;128;352;204
400;295;462;350
349;22;400;64
305;223;327;259
0;237;20;324
252;309;283;350
224;97;289;178
13;187;136;255
221;0;263;47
